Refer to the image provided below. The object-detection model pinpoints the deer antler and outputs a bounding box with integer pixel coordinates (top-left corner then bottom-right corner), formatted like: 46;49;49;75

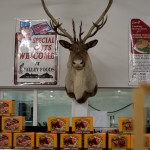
41;0;74;43
79;21;84;42
82;0;113;43
72;20;77;42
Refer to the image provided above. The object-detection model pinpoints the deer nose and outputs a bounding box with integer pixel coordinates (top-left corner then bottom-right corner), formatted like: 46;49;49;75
73;60;83;65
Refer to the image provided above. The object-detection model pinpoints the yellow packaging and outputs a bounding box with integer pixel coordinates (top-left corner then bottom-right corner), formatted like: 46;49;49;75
118;117;133;133
0;116;1;131
48;116;69;133
84;133;106;149
60;134;82;149
108;134;131;149
36;133;57;149
131;134;150;149
13;132;35;149
1;116;25;132
0;100;16;115
0;132;12;149
72;117;93;133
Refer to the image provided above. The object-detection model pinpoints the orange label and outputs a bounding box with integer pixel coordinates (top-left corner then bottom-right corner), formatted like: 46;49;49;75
36;133;57;148
0;100;16;115
48;116;69;133
60;134;82;148
84;133;106;148
108;134;131;148
118;117;133;133
1;116;25;132
13;132;35;149
72;117;93;133
0;132;12;148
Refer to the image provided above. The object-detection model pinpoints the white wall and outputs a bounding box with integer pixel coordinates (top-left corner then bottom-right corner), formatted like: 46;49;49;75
0;0;150;87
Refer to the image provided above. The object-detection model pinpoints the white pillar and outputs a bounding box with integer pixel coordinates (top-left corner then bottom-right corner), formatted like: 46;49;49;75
72;99;88;117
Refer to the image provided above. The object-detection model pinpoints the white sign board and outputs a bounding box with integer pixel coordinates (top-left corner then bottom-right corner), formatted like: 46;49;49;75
90;111;107;127
14;19;59;85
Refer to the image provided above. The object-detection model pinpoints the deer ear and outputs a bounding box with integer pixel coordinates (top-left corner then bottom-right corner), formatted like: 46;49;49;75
85;39;98;49
59;40;72;49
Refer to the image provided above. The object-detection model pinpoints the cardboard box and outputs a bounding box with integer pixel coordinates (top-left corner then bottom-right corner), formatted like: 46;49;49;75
0;132;12;149
72;117;93;133
48;116;69;133
13;132;35;149
1;116;25;132
84;133;106;149
108;133;131;149
0;100;16;115
131;134;150;149
60;134;82;149
36;133;57;149
118;117;133;133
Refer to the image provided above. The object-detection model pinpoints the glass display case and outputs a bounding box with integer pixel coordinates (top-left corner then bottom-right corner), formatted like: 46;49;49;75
37;90;72;126
0;88;137;128
88;88;133;127
1;90;33;126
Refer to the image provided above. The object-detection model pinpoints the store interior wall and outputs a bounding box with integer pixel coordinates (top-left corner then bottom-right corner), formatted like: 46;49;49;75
0;0;150;87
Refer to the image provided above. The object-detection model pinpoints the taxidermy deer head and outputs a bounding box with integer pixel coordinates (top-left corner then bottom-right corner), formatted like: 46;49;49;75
41;0;113;103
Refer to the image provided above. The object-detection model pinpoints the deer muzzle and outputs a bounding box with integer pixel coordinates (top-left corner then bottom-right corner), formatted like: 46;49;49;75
72;59;84;70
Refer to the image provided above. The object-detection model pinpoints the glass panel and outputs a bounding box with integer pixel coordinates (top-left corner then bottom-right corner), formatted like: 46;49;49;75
1;88;137;128
37;90;72;126
2;90;33;126
88;88;133;127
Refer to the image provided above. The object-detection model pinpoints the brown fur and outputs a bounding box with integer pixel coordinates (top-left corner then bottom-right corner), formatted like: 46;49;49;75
66;85;97;104
41;0;113;104
62;42;98;103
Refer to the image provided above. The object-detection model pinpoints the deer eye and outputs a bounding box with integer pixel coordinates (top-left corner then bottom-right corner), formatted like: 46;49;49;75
80;61;83;64
69;47;73;51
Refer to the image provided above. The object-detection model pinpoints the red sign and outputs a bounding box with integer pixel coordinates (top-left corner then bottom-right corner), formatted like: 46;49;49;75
129;18;150;86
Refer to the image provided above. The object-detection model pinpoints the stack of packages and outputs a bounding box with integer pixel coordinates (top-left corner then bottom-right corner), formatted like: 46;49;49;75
108;117;150;150
0;99;35;149
71;117;106;150
108;117;132;150
47;116;106;150
0;103;107;150
0;99;15;149
4;101;150;150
